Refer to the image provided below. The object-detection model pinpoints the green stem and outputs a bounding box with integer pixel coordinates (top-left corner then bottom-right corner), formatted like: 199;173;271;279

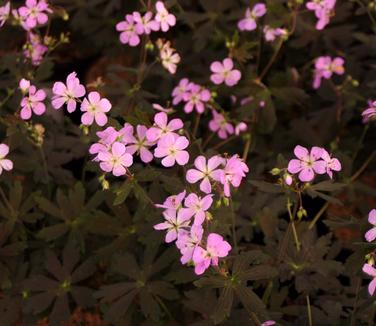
287;198;300;252
308;202;329;230
306;295;313;326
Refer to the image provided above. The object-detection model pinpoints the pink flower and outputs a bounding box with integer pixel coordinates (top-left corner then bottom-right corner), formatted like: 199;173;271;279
365;209;376;242
176;225;203;264
154;133;189;167
20;83;46;120
306;0;336;30
238;3;266;31
155;190;186;212
183;84;211;114
180;193;213;225
287;145;326;182
172;78;192;105
116;14;141;46
186;155;224;194
221;155;249;197
235;122;247;135
52;72;86;113
146;112;183;142
263;25;288;42
154;209;191;243
362;100;376;123
19;78;31;93
133;11;159;34
23;32;48;66
210;58;241;87
126;125;154;163
261;321;276;326
89;127;119;161
313;56;345;89
98;142;133;176
80;92;112;127
0;144;13;175
320;149;341;179
363;263;376;296
0;2;10;27
155;1;176;32
192;233;231;275
209;110;234;139
18;0;52;29
160;44;180;74
152;103;174;114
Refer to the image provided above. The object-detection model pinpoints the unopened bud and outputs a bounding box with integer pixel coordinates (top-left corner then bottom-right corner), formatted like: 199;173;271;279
270;168;281;176
223;197;230;207
297;207;307;220
284;173;293;186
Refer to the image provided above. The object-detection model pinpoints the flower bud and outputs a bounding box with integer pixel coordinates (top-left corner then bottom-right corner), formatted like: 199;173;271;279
270;168;281;175
283;173;293;185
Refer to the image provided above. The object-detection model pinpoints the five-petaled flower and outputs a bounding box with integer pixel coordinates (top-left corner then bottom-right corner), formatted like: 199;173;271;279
238;3;267;31
80;91;112;127
98;142;133;176
210;58;241;87
154;209;191;243
154;133;189;167
0;144;13;175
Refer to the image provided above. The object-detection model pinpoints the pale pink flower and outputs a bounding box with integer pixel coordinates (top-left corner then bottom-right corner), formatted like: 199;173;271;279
18;0;52;29
306;0;336;30
89;127;120;161
172;78;192;105
209;110;234;139
116;14;141;46
20;84;46;120
146;112;183;142
192;233;231;275
80;92;112;127
133;11;159;34
0;2;10;27
155;1;176;32
0;144;13;175
287;145;326;182
183;84;211;114
263;25;288;42
19;78;31;93
176;225;203;264
154;133;189;167
210;58;241;87
313;56;345;89
160;45;180;74
186;155;224;194
155;190;186;212
126;125;154;163
221;155;249;197
365;209;376;243
52;72;86;113
152;103;174;114
23;32;48;66
362;100;376;123
98;142;133;176
363;263;376;296
235;122;247;135
261;321;276;326
320;149;341;179
180;193;213;225
238;3;266;31
154;209;191;243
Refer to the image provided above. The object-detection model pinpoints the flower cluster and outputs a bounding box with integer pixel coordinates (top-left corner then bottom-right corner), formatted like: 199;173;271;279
154;190;231;275
362;100;376;123
238;3;266;31
89;111;189;174
171;78;211;114
306;0;336;30
52;72;112;127
313;56;345;89
116;1;176;47
154;154;248;274
363;210;376;295
287;145;341;182
19;78;47;120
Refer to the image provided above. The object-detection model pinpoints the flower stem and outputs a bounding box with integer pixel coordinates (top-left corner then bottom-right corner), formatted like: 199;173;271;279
306;295;313;326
